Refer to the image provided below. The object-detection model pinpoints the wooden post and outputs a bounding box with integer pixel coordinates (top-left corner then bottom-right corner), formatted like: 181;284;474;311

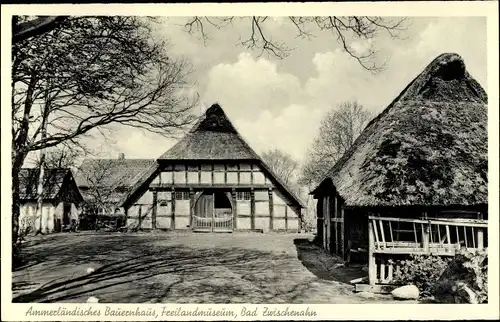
368;218;376;285
340;205;345;260
189;188;194;229
477;213;484;250
324;196;329;251
477;229;484;250
124;207;129;230
333;195;338;255
138;205;143;230
171;189;176;230
317;198;323;246
268;188;274;231
250;188;255;230
285;204;288;231
152;191;158;230
422;223;430;254
232;188;238;230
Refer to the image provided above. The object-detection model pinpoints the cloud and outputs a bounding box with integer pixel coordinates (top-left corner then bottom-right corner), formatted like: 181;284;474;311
203;53;305;120
67;17;486;169
198;16;487;165
234;104;324;162
95;129;177;160
409;17;487;88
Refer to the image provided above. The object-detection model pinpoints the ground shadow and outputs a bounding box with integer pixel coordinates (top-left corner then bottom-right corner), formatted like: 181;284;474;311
13;234;314;303
293;238;366;284
13;231;156;272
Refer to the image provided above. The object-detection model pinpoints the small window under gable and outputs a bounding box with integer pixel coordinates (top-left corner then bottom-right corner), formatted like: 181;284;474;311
236;191;251;201
175;191;190;200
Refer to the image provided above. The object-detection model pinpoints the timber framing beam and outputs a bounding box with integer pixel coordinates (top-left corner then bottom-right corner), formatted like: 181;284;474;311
232;188;237;229
268;188;274;231
250;188;255;230
171;188;176;230
152;191;157;230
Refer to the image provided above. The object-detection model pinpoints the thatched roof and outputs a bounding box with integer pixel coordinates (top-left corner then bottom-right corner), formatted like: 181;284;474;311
74;158;155;204
158;104;259;160
312;53;488;207
122;104;305;209
19;168;80;201
75;159;155;188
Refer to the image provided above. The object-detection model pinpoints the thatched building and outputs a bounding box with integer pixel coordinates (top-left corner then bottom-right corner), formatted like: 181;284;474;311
311;53;488;260
76;104;304;232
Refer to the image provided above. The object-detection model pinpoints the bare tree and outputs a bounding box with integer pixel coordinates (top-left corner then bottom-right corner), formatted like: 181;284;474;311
12;16;69;44
261;148;299;187
78;160;120;230
31;144;82;170
299;101;372;188
11;16;198;252
182;16;409;72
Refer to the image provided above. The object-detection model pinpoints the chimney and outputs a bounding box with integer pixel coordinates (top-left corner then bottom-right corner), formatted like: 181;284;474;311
118;153;125;160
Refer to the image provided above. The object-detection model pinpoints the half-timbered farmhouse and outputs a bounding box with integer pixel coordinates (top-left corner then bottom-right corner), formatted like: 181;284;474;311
77;104;304;232
121;104;304;232
311;53;488;287
18;168;83;233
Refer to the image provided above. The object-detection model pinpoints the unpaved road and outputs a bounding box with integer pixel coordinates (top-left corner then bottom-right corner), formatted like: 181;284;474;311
12;231;404;303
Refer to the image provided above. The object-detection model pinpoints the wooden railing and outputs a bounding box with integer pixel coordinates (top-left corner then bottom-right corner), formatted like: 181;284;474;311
192;211;233;232
368;216;487;285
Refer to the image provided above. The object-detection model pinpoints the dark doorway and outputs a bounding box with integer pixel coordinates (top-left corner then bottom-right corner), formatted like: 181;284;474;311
213;191;232;218
63;203;71;226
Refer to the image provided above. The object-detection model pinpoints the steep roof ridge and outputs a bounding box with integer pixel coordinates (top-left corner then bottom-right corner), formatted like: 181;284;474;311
121;104;305;208
310;53;487;206
314;53;487;193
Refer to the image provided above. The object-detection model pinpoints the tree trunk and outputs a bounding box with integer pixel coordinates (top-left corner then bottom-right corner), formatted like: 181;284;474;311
12;151;27;265
34;156;46;235
35;86;50;235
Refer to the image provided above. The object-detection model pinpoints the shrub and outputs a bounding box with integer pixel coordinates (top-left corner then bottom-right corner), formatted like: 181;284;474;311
391;255;452;297
434;248;488;303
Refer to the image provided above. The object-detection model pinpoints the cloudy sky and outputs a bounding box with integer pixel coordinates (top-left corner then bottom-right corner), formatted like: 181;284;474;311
85;16;487;164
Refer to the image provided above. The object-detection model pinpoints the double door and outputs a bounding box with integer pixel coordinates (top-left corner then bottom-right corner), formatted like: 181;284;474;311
192;192;233;232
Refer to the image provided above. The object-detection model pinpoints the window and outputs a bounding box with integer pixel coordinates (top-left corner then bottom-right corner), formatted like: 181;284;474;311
175;191;190;200
236;191;251;201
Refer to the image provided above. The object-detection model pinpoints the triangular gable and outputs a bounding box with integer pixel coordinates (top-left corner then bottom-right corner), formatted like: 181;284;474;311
158;104;259;160
121;104;305;209
19;168;83;202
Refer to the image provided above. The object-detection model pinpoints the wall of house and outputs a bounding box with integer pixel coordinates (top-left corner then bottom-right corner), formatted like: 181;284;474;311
19;200;80;234
126;161;301;232
313;184;346;258
19;202;53;234
150;162;273;186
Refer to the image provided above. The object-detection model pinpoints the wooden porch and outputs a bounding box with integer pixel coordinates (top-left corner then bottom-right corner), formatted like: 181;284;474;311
366;215;487;286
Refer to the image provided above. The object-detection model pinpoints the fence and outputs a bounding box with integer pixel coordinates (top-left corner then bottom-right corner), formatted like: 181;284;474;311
368;216;487;285
192;208;233;232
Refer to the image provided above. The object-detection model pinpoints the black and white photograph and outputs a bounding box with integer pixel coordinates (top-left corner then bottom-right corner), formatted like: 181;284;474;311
1;2;499;321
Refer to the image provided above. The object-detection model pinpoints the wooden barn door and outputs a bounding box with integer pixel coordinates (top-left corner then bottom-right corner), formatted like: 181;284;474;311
193;193;214;232
192;191;233;232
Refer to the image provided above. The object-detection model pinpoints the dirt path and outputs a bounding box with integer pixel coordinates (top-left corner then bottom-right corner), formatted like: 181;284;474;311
12;231;402;303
